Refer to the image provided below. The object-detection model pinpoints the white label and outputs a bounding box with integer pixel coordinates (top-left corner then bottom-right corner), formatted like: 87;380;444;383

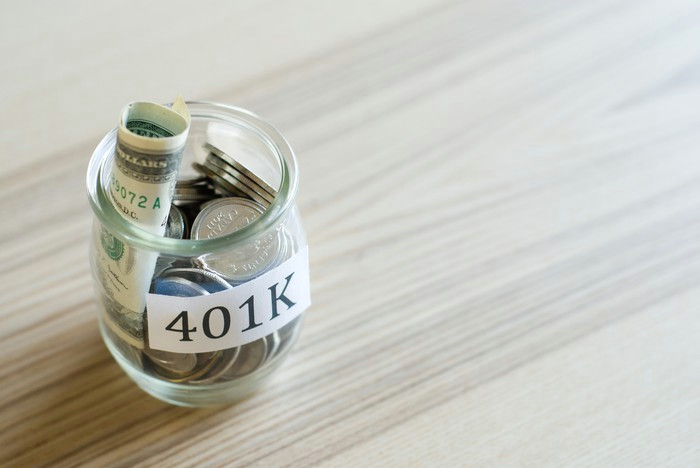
146;247;310;353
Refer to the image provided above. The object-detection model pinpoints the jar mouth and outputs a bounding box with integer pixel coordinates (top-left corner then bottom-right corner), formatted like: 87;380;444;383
86;102;298;256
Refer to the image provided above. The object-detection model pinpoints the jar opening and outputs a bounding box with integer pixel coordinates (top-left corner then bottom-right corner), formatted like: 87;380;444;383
86;102;298;256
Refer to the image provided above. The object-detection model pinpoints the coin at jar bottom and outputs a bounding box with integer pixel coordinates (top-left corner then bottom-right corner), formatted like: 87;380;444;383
257;331;281;372
144;349;198;379
266;317;302;366
189;348;241;385
147;350;224;384
152;276;210;297
152;256;195;279
160;267;233;293
145;275;216;381
221;337;270;380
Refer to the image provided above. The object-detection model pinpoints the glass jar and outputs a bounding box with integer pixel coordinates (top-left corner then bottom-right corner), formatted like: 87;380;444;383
86;102;309;407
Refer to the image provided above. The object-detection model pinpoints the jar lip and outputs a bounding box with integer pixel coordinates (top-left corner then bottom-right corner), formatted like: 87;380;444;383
86;101;298;256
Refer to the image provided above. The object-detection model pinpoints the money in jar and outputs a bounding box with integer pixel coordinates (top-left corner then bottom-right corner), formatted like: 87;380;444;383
87;101;310;407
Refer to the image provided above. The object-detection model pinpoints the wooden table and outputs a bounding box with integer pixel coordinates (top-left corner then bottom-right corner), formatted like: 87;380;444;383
1;0;699;465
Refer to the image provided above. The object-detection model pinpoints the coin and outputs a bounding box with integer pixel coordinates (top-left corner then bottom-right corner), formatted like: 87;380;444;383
173;179;217;206
192;162;247;198
205;154;273;205
148;351;224;384
222;338;269;379
189;347;241;385
195;161;271;207
152;276;211;296
190;198;282;282
160;267;233;293
190;197;265;239
174;187;214;198
175;175;207;187
145;276;212;380
144;349;198;377
165;205;186;239
266;317;302;367
272;227;296;266
204;143;278;198
263;331;281;366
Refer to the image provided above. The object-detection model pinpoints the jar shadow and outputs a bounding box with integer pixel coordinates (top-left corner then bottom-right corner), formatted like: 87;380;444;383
0;327;223;465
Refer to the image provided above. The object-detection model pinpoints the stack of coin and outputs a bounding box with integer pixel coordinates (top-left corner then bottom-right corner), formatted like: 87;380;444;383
127;143;301;385
192;143;277;208
143;262;290;384
173;177;217;206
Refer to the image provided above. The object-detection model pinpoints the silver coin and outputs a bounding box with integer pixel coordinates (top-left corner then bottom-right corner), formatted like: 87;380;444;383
144;348;198;377
190;198;282;282
145;276;211;379
266;317;302;367
262;331;281;366
152;276;211;297
273;227;296;266
205;154;274;205
175;175;207;187
191;197;265;239
165;205;186;239
174;186;216;198
198;198;224;213
204;143;278;198
198;160;272;208
150;351;224;383
173;191;217;202
192;162;249;199
160;267;233;293
189;347;241;385
173;193;214;202
173;179;217;206
207;234;282;282
222;338;269;379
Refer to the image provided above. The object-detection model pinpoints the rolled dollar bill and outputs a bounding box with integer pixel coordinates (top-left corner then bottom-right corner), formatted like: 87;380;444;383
95;97;190;347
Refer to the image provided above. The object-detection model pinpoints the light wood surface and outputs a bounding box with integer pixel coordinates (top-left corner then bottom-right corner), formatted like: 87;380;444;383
1;0;700;465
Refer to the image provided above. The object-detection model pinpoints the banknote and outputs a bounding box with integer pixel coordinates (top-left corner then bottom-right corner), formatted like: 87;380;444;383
96;97;190;347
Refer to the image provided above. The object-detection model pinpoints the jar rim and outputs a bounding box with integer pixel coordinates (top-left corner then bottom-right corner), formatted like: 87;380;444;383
86;101;298;256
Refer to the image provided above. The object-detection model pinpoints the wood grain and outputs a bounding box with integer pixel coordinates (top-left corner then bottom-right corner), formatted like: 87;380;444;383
1;0;700;465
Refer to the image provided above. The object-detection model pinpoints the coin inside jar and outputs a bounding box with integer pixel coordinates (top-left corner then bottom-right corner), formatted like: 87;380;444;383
265;319;301;367
190;197;283;282
188;347;241;385
222;338;270;379
165;205;186;239
143;349;198;377
204;154;273;206
173;177;217;207
149;350;224;384
160;266;233;293
152;276;210;296
146;276;211;380
204;142;278;199
262;331;281;367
